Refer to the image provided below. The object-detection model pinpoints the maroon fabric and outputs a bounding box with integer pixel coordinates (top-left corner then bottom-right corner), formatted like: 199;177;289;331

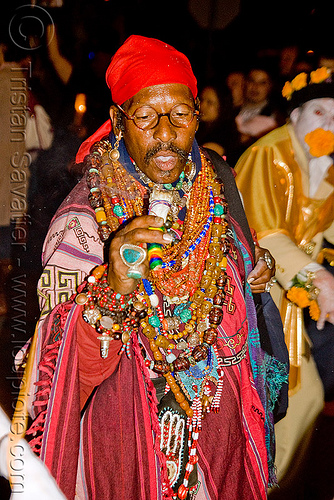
197;361;264;499
80;336;167;500
27;302;82;499
75;120;112;164
26;153;268;499
80;337;266;500
76;312;122;409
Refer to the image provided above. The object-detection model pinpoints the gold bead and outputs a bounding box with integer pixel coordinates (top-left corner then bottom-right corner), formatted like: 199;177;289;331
109;148;120;161
122;332;130;343
75;293;88;305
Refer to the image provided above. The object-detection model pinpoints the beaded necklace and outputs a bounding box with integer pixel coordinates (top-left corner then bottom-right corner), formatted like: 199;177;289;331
85;138;146;241
84;138;235;500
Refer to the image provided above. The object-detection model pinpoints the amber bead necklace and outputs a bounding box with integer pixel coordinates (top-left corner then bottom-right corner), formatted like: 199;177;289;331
84;139;234;500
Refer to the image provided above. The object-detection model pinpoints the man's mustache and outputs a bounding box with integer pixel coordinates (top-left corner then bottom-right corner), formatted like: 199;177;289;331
144;142;188;164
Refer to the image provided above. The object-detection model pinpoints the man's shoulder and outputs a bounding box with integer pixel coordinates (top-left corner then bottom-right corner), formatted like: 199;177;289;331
202;147;236;179
249;123;290;149
42;174;102;270
235;124;291;171
55;175;91;218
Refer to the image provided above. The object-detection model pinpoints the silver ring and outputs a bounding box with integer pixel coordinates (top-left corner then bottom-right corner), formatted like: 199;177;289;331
120;244;147;279
258;251;274;270
264;277;276;292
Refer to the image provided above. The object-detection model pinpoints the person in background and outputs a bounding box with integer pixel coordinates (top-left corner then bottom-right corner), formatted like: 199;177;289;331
209;63;287;168
45;22;114;136
196;83;228;156
226;70;245;109
196;74;245;164
235;67;334;484
0;38;30;316
318;52;334;73
16;35;287;500
235;62;286;147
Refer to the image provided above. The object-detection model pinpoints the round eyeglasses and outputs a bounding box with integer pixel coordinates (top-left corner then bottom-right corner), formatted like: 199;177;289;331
116;103;199;130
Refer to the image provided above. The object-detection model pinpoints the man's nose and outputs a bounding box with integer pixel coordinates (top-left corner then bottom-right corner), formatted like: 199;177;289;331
153;115;177;142
324;115;334;131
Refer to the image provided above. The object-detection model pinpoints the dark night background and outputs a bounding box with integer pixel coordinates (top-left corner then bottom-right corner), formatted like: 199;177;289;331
2;0;334;87
1;0;334;132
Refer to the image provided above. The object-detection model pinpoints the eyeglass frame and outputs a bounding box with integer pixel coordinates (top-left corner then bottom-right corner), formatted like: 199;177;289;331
115;102;200;130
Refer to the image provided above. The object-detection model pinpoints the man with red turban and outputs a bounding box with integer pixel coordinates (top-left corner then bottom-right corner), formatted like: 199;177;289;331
14;35;287;500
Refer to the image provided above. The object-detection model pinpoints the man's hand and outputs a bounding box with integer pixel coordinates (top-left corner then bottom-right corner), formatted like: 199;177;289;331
247;246;276;293
313;269;334;330
107;215;173;295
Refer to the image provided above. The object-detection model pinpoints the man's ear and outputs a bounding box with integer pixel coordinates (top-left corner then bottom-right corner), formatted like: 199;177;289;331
109;105;119;132
290;107;300;126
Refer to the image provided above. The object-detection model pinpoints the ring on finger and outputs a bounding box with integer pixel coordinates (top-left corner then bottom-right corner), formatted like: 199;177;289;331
258;251;274;270
120;244;147;279
265;277;276;292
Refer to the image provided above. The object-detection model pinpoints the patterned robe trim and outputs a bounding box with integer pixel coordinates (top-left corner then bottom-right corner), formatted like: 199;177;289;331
234;230;288;486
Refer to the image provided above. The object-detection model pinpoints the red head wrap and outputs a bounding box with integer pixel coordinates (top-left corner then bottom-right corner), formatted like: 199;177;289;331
76;35;197;163
106;34;197;104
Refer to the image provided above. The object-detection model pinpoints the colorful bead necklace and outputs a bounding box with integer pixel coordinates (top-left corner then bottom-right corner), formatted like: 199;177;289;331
84;138;235;500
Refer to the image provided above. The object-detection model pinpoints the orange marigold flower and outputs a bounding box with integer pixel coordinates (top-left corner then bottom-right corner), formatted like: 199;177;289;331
309;300;320;321
287;286;310;308
304;128;334;157
291;72;307;91
282;81;293;100
310;67;331;84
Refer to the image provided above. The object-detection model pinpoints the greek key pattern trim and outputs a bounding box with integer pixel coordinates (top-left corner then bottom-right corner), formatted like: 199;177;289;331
218;342;247;367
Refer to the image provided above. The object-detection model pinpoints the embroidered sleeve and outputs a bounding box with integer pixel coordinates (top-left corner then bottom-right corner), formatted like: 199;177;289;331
38;201;104;316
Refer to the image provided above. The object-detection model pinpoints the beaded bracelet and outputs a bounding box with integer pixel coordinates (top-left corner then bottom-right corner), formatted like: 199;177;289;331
76;264;146;358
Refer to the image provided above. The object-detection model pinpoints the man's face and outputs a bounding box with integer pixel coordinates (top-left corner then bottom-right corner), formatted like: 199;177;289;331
245;70;272;104
226;72;245;107
290;98;334;155
199;86;220;123
111;83;198;184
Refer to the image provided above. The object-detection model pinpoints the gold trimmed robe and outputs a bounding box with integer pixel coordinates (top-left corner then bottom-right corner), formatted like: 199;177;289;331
235;123;334;393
